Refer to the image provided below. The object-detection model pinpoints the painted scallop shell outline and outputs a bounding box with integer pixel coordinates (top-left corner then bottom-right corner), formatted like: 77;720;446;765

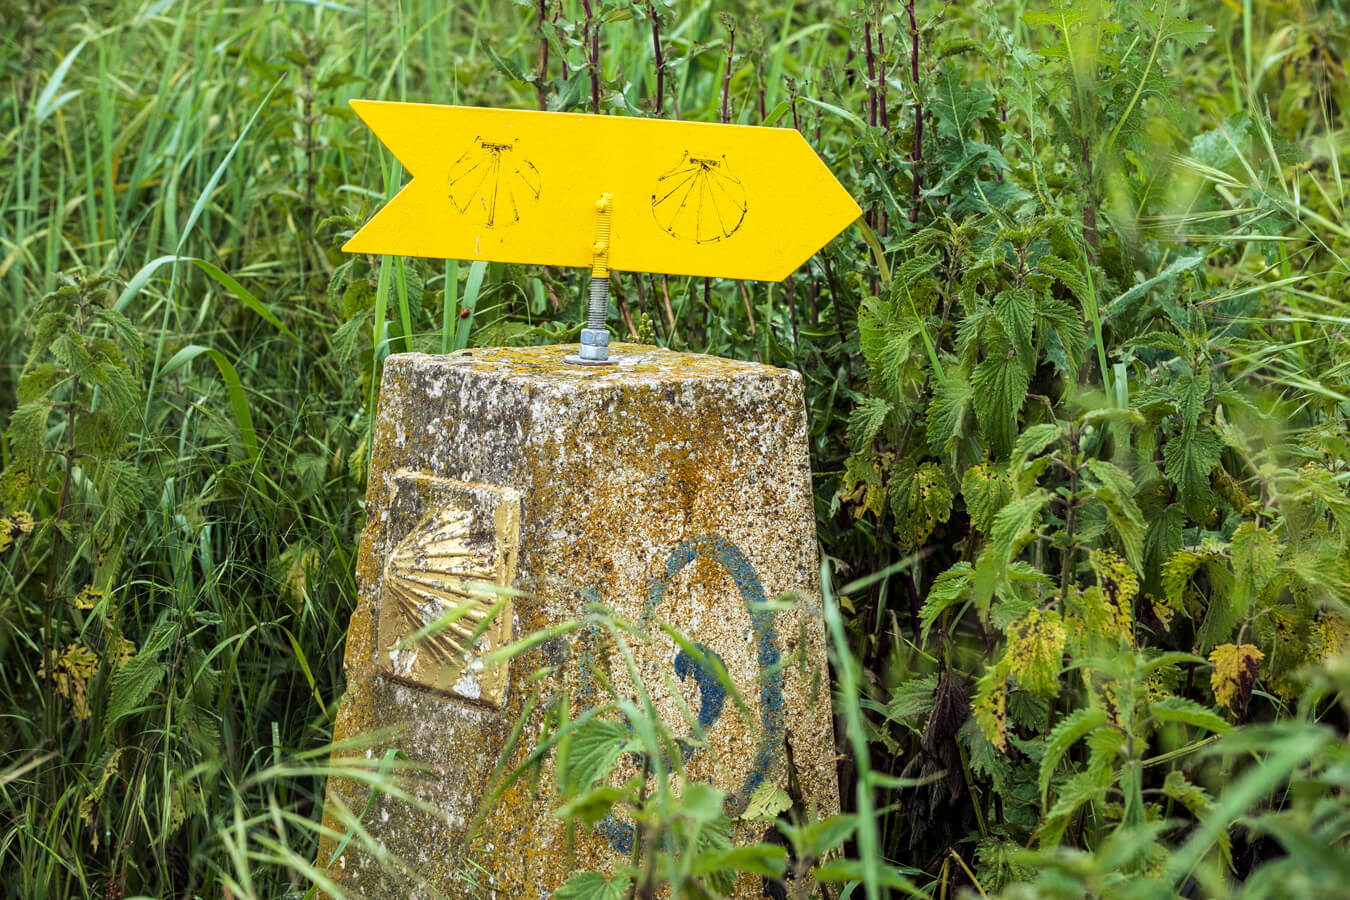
445;135;541;229
650;151;747;244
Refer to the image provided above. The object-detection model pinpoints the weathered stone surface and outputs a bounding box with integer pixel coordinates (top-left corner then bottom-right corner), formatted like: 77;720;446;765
319;343;838;897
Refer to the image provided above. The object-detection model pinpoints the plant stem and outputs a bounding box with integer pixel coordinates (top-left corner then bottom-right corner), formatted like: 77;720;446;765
908;0;922;222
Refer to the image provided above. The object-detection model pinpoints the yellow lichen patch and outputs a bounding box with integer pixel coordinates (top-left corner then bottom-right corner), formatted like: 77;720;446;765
1210;643;1262;717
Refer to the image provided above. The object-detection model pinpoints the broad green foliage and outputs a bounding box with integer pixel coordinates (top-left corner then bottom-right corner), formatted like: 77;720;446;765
3;0;1349;898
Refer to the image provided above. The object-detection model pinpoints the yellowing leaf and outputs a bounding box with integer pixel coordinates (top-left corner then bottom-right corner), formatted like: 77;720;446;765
40;642;99;720
1088;549;1137;640
1209;643;1262;717
974;661;1010;752
1006;608;1066;697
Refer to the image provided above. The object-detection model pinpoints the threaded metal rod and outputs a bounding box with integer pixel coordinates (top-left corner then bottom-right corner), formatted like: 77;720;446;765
566;193;616;365
588;275;608;329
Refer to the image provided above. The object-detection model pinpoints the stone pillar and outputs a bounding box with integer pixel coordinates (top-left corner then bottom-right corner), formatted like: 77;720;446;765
320;344;838;898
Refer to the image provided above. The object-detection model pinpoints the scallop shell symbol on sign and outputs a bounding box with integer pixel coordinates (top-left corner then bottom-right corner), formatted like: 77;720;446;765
650;151;747;244
445;135;541;228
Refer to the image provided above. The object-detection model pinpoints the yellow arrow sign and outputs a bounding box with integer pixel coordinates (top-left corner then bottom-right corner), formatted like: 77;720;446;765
344;101;861;282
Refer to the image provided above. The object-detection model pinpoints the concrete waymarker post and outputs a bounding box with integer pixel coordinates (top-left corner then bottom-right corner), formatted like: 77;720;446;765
321;100;860;897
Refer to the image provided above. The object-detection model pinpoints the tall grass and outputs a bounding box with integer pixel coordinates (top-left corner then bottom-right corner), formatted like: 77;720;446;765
1;1;1347;897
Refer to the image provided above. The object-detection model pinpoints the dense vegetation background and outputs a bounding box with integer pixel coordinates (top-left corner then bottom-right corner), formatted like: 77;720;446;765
2;0;1348;897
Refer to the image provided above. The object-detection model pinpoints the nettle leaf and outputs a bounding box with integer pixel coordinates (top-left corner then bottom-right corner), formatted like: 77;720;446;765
847;396;893;454
921;563;973;645
1163;420;1222;521
740;781;793;822
927;369;975;473
1088;549;1138;640
1163;370;1223;519
1209;643;1263;718
974;660;1011;752
972;346;1031;458
887;673;940;720
1035;253;1089;307
962;463;1013;533
1039;707;1109;806
889;461;953;545
1230;521;1279;605
1148;696;1231;735
1011;423;1061;476
1037;296;1089;376
554;871;633;900
991;490;1051;563
1005;608;1066;697
994;288;1036;372
1085;459;1145;571
558;718;628;795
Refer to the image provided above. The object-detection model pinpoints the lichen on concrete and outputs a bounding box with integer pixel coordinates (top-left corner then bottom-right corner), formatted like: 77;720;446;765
319;343;839;898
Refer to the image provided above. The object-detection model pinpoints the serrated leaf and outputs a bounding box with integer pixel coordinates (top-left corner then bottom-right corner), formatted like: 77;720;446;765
994;288;1036;372
887;674;940;720
1011;423;1061;476
554;871;632;900
559;718;628;795
104;650;166;735
1163;425;1222;521
1085;459;1145;571
972;348;1031;457
740;781;792;822
921;564;972;645
1149;696;1231;734
1039;707;1109;805
847;396;893;454
1005;608;1066;696
962;463;1013;533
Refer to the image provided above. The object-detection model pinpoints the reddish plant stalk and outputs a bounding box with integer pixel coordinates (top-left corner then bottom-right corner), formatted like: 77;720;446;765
907;0;922;223
536;0;549;110
864;22;878;128
721;25;736;124
581;0;600;114
876;22;889;130
648;2;665;115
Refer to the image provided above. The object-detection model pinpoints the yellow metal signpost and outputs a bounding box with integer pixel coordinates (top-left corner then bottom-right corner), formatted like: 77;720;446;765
345;101;861;282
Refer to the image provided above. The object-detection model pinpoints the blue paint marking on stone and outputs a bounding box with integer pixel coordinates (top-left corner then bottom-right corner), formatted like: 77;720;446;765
581;534;785;854
674;643;727;730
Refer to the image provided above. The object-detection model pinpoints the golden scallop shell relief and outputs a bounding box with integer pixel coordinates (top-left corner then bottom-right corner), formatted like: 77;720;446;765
377;494;517;706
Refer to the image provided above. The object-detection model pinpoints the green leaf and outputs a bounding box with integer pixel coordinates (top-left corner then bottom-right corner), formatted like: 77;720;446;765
558;718;627;795
553;785;625;828
972;348;1031;458
1085;459;1146;571
927;368;975;472
1039;707;1108;805
920;564;972;645
1010;423;1061;476
847;396;892;454
1148;696;1231;735
690;844;787;879
740;781;792;822
962;464;1012;533
160;345;259;462
554;871;632;900
1162;372;1222;519
994;288;1035;372
886;674;939;721
104;651;167;736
